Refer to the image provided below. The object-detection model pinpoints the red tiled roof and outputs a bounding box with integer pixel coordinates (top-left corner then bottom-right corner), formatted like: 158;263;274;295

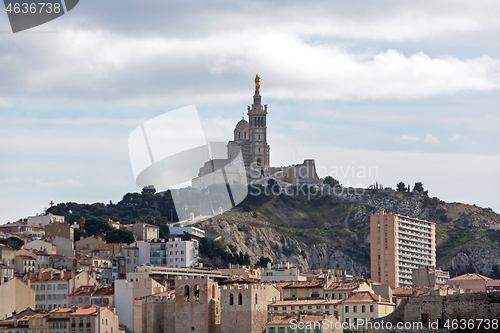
393;287;425;297
49;308;73;313
282;281;324;288
69;286;95;297
29;270;81;282
487;279;500;285
269;299;341;306
92;286;114;296
71;307;106;316
450;273;490;281
267;315;332;325
343;291;390;303
16;255;35;259
325;282;360;291
0;244;15;250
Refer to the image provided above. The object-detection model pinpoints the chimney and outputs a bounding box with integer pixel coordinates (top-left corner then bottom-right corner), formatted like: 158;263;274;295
50;270;54;280
378;294;381;302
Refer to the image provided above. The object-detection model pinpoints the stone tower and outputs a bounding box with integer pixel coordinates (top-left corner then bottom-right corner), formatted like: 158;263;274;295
247;75;270;171
174;276;221;333
219;284;269;333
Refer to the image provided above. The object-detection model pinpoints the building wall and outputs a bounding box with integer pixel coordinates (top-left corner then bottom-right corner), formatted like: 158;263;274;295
404;293;500;325
220;284;268;333
115;276;166;331
141;295;176;333
370;210;435;289
75;237;106;251
0;277;35;320
0;245;16;267
44;223;74;241
22;240;56;254
27;214;64;228
174;276;220;333
52;236;75;257
342;302;394;324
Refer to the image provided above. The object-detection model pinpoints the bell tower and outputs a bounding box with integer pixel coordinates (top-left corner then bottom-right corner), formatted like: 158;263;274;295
247;75;270;171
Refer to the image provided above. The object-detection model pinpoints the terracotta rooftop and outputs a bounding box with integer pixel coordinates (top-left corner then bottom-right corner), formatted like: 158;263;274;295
487;279;500;285
49;308;73;313
282;280;324;288
267;315;332;325
269;299;341;306
16;255;35;259
450;273;491;281
69;286;95;297
29;270;81;282
139;289;175;300
343;291;390;303
393;287;425;297
71;307;106;316
325;281;360;290
0;244;15;250
92;286;114;296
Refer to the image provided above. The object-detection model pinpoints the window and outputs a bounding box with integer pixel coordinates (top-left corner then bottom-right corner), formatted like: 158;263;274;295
362;305;366;313
229;293;234;306
370;305;374;312
184;286;190;301
345;306;349;313
194;284;199;302
353;306;357;313
238;293;242;305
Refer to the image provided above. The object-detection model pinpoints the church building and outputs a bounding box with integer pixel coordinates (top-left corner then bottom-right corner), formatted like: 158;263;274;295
192;76;320;189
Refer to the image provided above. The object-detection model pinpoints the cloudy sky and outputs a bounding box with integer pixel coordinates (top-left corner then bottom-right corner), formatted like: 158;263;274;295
0;0;499;223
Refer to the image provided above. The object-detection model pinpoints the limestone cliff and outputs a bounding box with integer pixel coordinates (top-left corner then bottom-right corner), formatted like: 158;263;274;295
195;186;500;278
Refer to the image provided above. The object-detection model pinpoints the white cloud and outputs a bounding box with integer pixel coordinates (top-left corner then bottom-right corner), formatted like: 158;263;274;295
1;27;500;104
398;135;419;142
36;179;83;188
451;134;466;141
424;134;440;143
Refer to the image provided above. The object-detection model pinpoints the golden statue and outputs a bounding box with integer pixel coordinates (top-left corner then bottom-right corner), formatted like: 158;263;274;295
255;74;260;91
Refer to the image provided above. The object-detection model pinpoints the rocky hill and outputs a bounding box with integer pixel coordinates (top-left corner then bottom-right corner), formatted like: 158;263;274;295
195;185;500;278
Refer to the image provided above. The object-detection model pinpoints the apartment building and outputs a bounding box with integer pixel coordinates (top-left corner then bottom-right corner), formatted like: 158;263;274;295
69;307;119;333
342;291;394;325
125;223;159;242
370;210;435;289
29;269;98;310
166;238;197;268
261;262;307;282
0;244;16;267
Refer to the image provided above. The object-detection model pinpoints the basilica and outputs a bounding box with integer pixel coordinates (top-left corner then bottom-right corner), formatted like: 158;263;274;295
192;76;320;189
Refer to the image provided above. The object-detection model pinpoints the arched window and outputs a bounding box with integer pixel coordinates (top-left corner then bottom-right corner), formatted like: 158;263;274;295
229;293;234;305
194;284;200;302
255;293;258;304
244;132;247;139
254;117;257;127
238;132;241;139
212;285;216;299
238;293;242;305
184;285;190;302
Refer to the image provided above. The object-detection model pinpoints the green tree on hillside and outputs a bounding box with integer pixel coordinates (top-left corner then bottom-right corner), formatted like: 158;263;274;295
396;181;406;192
0;237;24;250
323;176;340;188
255;256;272;268
413;182;428;195
84;217;112;237
105;229;135;244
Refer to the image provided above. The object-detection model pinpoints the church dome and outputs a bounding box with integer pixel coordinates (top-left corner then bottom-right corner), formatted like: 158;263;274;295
234;118;249;141
235;118;249;129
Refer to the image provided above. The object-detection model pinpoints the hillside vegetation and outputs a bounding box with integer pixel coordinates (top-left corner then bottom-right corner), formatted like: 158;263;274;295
44;183;500;278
